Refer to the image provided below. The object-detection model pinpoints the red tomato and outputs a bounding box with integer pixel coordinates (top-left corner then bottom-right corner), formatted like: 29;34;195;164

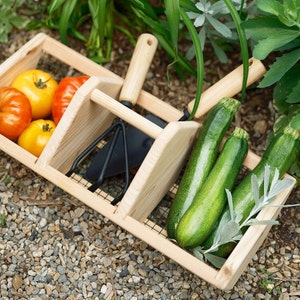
0;87;32;140
52;76;89;124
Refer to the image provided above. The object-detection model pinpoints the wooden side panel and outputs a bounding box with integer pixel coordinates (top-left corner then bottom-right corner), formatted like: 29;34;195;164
37;76;123;172
116;121;200;221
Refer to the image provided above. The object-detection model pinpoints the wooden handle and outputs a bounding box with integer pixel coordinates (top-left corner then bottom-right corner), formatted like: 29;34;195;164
188;57;266;119
119;33;158;106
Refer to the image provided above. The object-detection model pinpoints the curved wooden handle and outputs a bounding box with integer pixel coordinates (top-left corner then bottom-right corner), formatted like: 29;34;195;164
119;33;158;106
188;57;266;119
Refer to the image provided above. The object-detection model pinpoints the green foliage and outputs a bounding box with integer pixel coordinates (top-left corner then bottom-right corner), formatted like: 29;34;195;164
242;0;300;131
0;0;28;43
185;0;253;63
242;0;300;179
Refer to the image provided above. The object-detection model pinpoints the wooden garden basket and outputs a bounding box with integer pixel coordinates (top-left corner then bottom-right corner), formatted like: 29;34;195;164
0;33;296;290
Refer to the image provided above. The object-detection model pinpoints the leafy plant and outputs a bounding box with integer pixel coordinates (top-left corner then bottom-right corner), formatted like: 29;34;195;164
242;0;300;131
193;165;294;268
242;0;300;180
185;0;252;63
0;0;29;43
130;0;250;115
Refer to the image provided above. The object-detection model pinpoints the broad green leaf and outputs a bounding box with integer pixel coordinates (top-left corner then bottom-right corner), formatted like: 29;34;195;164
9;16;28;29
0;33;7;43
256;0;282;16
273;64;300;106
242;16;299;42
259;49;300;87
253;32;300;59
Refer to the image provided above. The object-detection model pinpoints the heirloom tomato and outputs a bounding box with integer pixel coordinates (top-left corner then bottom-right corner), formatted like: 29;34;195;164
52;75;89;124
0;87;32;140
18;119;56;157
11;69;58;120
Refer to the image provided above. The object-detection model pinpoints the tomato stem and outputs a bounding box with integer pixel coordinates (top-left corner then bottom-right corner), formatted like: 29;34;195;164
43;123;52;132
33;73;52;89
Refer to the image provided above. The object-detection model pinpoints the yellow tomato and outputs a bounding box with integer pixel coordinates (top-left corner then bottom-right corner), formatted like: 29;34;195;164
11;69;58;120
18;119;56;157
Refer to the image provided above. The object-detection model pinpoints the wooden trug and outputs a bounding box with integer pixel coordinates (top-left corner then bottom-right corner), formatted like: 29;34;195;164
0;33;295;290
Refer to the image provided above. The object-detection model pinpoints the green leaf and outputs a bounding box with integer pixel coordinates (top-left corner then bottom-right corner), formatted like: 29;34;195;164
256;0;282;17
164;0;180;48
273;114;290;132
224;0;249;102
242;17;300;59
9;15;28;29
58;0;78;44
47;0;65;15
286;80;300;104
259;49;300;88
273;64;300;105
291;112;300;129
180;8;204;120
254;34;300;60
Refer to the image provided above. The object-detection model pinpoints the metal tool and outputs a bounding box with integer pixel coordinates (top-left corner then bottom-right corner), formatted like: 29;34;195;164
66;33;158;204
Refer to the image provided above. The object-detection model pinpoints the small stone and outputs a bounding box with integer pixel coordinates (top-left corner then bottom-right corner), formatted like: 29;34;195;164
57;265;66;275
32;250;43;257
12;274;23;290
39;218;47;228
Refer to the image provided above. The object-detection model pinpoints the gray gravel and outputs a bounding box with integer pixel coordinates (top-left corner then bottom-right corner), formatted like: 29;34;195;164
0;152;299;299
0;29;300;299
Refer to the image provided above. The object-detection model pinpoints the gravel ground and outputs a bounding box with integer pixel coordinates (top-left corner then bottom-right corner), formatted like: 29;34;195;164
0;29;299;299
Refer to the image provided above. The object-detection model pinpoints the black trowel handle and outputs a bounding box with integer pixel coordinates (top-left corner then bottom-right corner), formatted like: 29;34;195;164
119;33;158;106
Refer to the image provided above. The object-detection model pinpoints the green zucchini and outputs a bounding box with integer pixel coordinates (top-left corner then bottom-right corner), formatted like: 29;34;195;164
203;123;300;257
166;97;241;239
175;127;249;248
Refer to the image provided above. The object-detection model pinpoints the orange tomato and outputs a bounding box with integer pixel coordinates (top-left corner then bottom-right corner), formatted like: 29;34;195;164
0;87;32;140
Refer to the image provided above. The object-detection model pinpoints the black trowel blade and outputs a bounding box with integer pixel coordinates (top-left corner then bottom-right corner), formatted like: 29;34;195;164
85;114;166;180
